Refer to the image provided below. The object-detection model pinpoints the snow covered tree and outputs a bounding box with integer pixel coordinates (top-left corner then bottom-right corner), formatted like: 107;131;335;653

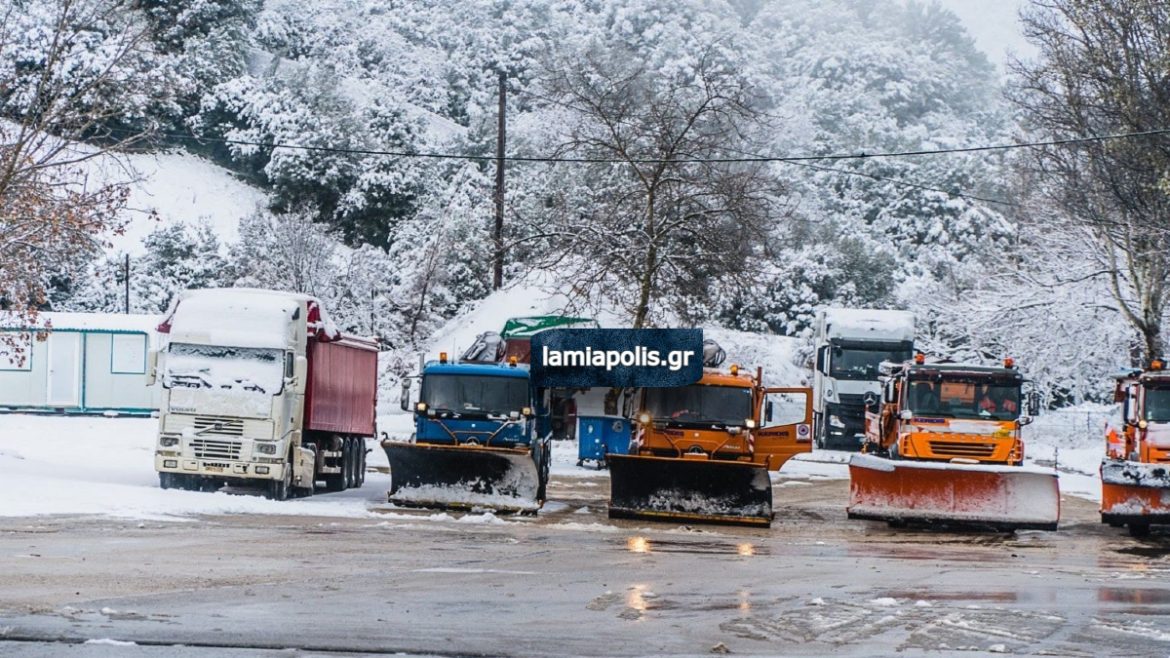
0;0;168;363
534;33;788;328
227;208;340;298
1010;0;1170;363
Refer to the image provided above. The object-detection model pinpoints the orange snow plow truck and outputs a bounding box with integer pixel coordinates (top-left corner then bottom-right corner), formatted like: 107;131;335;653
848;355;1059;531
607;354;813;527
1101;359;1170;537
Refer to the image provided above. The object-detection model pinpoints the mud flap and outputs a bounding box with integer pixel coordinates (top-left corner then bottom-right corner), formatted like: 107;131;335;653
607;454;773;527
1101;459;1170;525
847;454;1060;531
384;441;541;513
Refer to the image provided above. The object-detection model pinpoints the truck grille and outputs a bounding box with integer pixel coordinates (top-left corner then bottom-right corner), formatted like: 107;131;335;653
194;416;244;437
929;441;996;459
191;438;242;460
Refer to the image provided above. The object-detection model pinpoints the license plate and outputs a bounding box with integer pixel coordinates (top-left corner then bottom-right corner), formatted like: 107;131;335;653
203;464;225;473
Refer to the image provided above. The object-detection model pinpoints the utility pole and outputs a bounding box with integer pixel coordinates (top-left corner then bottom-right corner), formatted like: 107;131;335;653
123;254;130;314
493;71;506;290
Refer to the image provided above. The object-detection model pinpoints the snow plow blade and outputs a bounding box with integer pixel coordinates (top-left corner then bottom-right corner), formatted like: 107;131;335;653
848;454;1060;531
607;454;773;527
1101;460;1170;525
384;441;541;513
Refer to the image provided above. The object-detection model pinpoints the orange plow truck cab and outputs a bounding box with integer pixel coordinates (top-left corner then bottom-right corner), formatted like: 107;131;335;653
847;355;1060;532
1101;359;1170;538
607;364;813;527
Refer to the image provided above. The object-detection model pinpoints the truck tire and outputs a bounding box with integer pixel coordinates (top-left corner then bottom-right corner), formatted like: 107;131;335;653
356;439;367;487
536;442;551;503
267;459;292;501
159;472;174;490
1129;522;1151;538
346;437;357;489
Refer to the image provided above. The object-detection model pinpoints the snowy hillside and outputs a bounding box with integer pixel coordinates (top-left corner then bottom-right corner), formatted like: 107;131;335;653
88;151;266;255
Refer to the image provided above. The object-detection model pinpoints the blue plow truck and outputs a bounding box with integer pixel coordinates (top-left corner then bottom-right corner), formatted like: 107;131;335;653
383;355;552;513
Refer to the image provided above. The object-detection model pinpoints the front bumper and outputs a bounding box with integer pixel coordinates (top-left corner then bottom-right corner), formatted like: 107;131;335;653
154;454;285;481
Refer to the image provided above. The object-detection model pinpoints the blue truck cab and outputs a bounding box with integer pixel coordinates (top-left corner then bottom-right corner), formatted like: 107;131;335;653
412;360;550;447
387;356;552;511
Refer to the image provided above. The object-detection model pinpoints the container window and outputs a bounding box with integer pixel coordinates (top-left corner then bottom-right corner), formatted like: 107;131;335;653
111;333;147;374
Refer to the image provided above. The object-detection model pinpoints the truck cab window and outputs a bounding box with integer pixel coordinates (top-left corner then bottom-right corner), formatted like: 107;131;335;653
829;345;913;381
1144;388;1170;422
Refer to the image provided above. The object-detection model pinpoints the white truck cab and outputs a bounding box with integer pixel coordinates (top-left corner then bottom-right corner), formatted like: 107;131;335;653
812;308;915;451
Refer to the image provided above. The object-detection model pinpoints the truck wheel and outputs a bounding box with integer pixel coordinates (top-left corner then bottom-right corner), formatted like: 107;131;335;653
347;437;358;488
267;460;292;501
159;473;174;490
536;443;551;503
355;439;366;488
1129;522;1151;538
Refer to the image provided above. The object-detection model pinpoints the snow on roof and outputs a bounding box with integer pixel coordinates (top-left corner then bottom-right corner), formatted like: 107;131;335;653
820;307;915;342
168;288;306;349
0;311;159;334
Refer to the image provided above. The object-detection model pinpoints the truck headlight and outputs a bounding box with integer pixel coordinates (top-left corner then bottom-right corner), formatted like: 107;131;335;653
255;442;277;455
160;436;179;447
829;415;846;429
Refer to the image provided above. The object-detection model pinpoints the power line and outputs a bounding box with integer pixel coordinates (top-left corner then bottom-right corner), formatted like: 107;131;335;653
777;159;1017;208
141;126;1170;166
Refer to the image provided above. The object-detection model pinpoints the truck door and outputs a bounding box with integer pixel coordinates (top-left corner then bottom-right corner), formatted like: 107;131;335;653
754;388;813;470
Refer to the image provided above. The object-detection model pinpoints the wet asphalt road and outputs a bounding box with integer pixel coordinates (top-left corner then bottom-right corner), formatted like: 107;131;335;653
2;474;1170;657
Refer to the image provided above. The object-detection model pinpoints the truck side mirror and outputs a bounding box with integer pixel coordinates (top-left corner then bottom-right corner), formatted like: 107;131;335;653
399;379;412;412
145;349;158;386
816;346;829;374
1028;391;1041;417
293;356;308;395
765;400;773;423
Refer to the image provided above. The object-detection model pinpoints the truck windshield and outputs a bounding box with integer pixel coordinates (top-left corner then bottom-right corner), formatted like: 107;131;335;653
831;345;913;381
644;385;754;427
907;377;1022;421
164;343;284;395
1145;388;1170;422
422;374;529;417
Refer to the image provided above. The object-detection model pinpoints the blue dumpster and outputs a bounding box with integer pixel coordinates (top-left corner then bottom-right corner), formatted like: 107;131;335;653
576;415;631;469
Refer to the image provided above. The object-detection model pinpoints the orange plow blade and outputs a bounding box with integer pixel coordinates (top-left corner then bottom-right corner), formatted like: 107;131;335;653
848;454;1060;531
1101;460;1170;525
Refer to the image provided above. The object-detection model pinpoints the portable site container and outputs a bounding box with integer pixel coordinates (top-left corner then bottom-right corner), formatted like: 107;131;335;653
0;312;159;415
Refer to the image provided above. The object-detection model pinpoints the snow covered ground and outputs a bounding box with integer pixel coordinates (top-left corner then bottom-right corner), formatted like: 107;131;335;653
0;403;1114;521
0;414;376;520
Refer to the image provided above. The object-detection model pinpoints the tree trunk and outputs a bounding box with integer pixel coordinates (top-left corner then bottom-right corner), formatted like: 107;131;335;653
632;192;657;329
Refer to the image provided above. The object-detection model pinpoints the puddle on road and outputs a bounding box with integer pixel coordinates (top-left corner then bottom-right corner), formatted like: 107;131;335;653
1115;544;1170;558
620;535;770;556
882;589;1027;603
1098;587;1170;605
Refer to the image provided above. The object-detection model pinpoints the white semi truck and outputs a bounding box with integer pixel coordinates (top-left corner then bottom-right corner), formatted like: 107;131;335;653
150;289;379;499
812;308;915;451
